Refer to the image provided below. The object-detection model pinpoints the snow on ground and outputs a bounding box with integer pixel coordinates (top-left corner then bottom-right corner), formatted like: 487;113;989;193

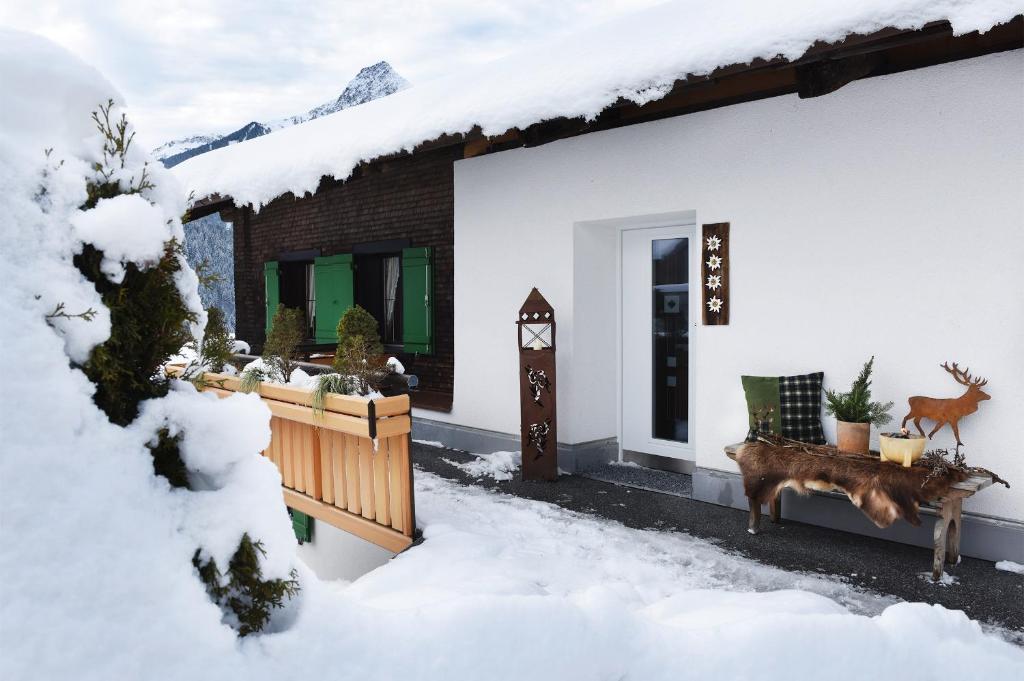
172;0;1023;210
443;450;522;481
277;472;1024;680
996;560;1024;575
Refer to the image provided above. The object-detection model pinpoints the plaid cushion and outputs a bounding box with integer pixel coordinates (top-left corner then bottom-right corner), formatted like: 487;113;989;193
778;372;825;444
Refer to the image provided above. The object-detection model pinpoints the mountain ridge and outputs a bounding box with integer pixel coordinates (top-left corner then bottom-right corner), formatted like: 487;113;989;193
156;61;408;168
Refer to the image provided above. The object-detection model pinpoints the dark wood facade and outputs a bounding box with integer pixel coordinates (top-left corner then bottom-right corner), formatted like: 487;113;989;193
223;146;458;411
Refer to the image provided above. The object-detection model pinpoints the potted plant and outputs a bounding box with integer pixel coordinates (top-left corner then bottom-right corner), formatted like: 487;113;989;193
824;356;894;455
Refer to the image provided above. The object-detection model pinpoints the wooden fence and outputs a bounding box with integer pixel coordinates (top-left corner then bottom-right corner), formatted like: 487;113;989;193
171;368;415;552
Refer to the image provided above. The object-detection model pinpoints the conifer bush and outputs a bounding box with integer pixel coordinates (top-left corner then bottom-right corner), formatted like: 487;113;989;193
71;101;297;636
182;306;235;383
240;305;306;390
330;305;389;394
335;304;383;357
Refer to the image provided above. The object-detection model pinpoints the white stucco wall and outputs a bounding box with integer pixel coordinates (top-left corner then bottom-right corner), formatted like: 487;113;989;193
430;50;1024;522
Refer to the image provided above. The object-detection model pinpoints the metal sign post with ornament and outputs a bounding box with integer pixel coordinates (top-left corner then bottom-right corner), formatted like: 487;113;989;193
517;288;558;481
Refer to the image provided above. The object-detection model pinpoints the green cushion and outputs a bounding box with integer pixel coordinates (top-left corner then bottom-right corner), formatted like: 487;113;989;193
741;375;782;433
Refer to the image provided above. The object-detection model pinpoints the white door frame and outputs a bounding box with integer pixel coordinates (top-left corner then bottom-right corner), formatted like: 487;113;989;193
616;215;697;462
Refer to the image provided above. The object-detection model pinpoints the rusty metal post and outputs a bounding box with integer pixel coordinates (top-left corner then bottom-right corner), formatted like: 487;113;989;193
517;288;557;481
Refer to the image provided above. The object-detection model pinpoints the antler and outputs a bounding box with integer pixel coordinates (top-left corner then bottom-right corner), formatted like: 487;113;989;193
941;361;987;386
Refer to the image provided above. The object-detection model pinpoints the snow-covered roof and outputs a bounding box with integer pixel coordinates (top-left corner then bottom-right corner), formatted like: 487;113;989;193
172;0;1021;210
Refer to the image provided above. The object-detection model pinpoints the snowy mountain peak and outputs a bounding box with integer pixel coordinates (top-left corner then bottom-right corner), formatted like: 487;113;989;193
273;60;409;128
150;134;218;160
154;61;408;167
336;61;409;110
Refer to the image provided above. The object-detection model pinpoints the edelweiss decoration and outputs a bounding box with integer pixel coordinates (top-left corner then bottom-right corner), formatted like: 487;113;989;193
701;222;730;325
527;419;551;459
524;365;551;405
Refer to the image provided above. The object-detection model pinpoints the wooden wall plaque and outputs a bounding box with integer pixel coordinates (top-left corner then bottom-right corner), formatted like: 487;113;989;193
701;222;730;325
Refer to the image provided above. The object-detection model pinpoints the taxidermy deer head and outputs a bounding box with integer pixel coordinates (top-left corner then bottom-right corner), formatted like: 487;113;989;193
901;362;990;448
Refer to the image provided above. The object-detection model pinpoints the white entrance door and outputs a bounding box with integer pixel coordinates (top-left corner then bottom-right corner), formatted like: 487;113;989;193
621;225;695;460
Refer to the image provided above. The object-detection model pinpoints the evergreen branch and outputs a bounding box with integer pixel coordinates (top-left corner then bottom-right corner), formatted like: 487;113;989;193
45;301;98;322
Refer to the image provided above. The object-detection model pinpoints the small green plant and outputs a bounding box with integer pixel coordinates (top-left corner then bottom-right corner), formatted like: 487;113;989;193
825;356;894;425
240;305;305;390
182;307;234;384
263;305;306;377
335;305;383;356
192;534;299;637
330;306;389;396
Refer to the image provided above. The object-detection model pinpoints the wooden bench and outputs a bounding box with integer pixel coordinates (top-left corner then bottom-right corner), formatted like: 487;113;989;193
724;443;993;581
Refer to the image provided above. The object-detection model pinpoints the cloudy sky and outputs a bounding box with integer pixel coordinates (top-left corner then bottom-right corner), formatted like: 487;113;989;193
1;0;662;149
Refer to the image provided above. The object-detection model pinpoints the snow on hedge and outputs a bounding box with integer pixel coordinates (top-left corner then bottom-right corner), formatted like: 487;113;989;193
172;0;1022;210
0;26;299;677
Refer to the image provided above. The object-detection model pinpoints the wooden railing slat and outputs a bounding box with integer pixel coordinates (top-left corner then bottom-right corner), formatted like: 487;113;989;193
269;416;282;472
358;436;375;521
345;434;361;516
319;430;334;505
395;435;414;537
387;436;404;533
308;425;322;501
281;419;294;488
373;438;391;526
332;431;346;509
293;420;307;493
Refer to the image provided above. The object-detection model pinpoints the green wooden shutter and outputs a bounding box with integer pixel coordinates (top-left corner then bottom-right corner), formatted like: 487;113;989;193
290;510;312;544
264;261;279;336
314;254;354;344
402;247;433;354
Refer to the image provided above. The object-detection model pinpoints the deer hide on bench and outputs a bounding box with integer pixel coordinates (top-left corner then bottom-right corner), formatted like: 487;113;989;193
734;442;967;528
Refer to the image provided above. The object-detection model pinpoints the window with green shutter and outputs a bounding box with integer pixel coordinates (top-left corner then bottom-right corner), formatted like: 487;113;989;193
402;246;433;354
314;254;354;344
290;510;312;544
264;261;279;336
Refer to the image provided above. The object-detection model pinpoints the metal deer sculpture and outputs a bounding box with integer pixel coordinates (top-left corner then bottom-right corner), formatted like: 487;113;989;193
902;362;990;448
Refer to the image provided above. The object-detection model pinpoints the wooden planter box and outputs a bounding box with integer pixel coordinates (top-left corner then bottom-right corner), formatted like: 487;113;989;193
169;368;415;552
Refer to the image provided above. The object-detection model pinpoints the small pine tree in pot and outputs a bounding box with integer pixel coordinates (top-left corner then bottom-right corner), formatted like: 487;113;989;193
332;305;389;393
825;356;894;455
239;305;306;392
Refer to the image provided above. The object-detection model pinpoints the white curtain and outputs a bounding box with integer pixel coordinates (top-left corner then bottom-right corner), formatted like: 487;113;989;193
384;256;400;341
306;263;316;336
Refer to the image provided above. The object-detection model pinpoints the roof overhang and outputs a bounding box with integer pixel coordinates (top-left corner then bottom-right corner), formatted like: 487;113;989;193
186;16;1022;216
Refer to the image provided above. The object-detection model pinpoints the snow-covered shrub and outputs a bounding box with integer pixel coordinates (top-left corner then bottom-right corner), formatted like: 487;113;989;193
0;31;299;648
78;104;298;635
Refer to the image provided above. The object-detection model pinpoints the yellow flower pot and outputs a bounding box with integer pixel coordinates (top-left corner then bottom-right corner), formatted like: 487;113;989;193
879;433;927;467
